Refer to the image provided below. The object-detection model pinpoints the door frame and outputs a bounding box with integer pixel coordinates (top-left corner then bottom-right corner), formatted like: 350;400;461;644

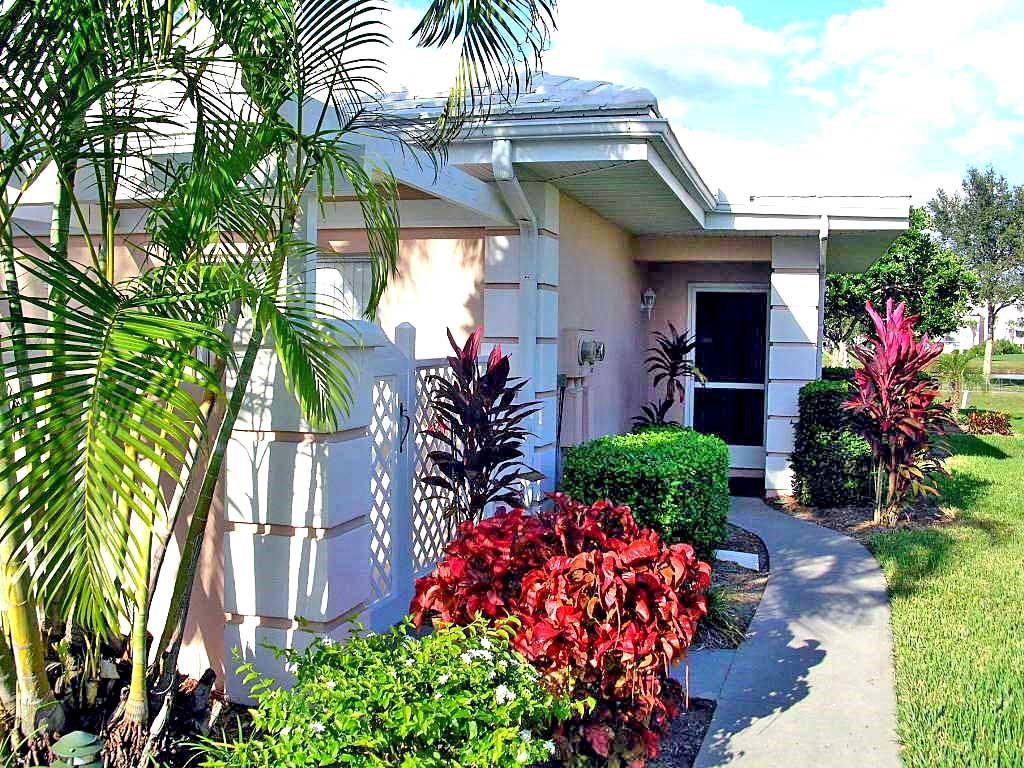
685;282;770;470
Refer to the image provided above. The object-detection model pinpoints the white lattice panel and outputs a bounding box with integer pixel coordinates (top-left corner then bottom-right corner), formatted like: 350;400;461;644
412;363;458;570
369;377;398;599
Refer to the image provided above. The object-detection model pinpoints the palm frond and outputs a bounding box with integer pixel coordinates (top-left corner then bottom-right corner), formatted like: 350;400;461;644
0;247;229;634
410;0;555;147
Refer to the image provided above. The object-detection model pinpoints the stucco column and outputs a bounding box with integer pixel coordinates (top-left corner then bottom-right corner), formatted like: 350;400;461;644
483;183;560;496
765;235;825;496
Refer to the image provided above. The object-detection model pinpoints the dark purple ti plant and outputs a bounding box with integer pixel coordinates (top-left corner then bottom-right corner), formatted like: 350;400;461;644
633;323;706;429
421;327;542;523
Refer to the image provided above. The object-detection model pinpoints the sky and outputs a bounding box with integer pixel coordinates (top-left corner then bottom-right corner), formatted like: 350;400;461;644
384;0;1024;204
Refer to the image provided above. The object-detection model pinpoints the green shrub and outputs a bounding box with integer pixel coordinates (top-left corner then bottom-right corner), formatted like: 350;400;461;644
966;339;1023;357
561;426;729;558
203;620;577;768
821;366;857;382
791;380;872;507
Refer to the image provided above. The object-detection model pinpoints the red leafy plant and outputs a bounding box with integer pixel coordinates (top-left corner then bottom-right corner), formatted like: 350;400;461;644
843;299;953;524
411;494;712;767
420;327;542;524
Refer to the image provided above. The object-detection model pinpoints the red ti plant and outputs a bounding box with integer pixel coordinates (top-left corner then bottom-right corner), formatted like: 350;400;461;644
843;299;953;524
421;326;542;523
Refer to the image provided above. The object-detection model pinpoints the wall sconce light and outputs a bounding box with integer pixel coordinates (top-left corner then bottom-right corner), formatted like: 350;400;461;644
641;288;657;319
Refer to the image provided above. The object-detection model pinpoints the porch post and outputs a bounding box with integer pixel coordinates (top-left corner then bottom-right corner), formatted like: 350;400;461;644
482;182;560;497
765;235;825;496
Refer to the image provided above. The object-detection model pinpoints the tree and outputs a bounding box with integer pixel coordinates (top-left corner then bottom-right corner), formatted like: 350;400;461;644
0;0;555;762
929;166;1024;380
825;207;977;364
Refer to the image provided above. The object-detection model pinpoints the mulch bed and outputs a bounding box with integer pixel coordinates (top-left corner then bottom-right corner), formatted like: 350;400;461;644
648;698;717;768
694;523;769;651
772;495;955;546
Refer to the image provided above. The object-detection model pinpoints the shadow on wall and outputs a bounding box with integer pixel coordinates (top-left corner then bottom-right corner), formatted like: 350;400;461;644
323;230;485;359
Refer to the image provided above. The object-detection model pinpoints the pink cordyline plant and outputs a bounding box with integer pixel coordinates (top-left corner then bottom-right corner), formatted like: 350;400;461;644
842;299;953;524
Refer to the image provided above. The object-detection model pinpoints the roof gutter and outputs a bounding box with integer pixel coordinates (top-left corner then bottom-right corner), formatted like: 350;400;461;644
491;138;538;233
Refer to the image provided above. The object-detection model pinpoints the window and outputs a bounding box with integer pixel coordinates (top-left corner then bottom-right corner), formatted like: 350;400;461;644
316;254;376;321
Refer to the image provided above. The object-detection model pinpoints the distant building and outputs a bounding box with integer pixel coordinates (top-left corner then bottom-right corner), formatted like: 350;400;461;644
942;305;1024;350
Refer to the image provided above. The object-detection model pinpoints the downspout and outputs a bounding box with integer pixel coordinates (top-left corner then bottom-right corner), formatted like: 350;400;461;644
817;214;829;377
491;139;541;494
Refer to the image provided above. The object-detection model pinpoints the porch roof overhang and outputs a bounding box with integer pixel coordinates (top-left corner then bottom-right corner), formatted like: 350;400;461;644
374;74;911;272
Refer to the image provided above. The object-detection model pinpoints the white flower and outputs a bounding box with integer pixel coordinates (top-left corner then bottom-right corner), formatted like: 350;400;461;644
519;729;533;742
480;638;493;650
281;726;292;736
495;684;517;705
487;669;496;681
437;673;450;685
309;722;326;734
433;692;443;700
404;658;415;667
543;740;556;755
324;680;337;690
460;648;495;664
515;749;530;764
322;638;336;647
497;659;508;670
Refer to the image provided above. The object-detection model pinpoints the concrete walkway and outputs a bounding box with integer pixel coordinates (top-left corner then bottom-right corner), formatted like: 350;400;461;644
676;497;900;767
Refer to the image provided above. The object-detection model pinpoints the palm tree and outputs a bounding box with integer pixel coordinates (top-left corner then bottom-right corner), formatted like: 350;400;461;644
0;0;555;762
932;350;973;415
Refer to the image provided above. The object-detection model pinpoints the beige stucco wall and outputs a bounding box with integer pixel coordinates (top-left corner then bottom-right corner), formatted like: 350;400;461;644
642;260;772;423
634;235;771;263
319;228;485;359
645;260;772;332
558;194;648;440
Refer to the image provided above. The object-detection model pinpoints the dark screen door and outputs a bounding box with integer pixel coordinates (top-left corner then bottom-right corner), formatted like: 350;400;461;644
689;289;768;467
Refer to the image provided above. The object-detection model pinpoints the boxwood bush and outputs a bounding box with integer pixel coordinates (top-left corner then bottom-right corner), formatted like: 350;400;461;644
561;426;729;558
821;365;857;382
791;380;872;507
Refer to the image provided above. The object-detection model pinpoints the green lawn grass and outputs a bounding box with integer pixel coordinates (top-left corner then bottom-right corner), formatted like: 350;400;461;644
870;434;1024;767
966;353;1024;375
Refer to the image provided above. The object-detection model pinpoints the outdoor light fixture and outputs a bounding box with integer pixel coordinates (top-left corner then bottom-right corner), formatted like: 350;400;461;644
51;732;102;768
641;288;657;319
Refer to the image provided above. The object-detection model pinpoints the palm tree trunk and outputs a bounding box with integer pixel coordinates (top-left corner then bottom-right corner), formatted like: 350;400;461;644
148;304;240;604
158;324;264;664
983;301;995;382
0;619;17;719
0;199;63;742
144;325;264;755
0;514;63;740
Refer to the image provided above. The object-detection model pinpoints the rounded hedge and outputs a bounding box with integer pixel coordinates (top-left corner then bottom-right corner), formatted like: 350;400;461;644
790;380;872;507
561;426;729;559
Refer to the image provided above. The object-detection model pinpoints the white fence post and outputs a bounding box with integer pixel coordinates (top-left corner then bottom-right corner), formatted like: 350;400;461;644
391;323;417;612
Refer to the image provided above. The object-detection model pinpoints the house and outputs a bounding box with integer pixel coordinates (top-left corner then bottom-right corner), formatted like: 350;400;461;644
6;73;909;695
941;304;1024;351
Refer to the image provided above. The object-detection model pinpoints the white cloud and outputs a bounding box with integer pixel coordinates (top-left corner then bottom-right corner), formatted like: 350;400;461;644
381;0;1024;204
541;0;809;91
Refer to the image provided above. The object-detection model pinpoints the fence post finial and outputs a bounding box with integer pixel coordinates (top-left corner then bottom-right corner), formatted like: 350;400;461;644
395;322;416;360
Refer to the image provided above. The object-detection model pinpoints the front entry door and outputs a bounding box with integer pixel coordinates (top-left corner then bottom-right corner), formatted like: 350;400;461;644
686;285;769;469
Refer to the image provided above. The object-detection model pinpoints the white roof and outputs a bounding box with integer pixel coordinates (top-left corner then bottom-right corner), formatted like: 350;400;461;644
380;73;661;121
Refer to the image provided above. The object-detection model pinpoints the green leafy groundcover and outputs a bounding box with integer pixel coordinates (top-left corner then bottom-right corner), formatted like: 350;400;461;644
202;619;583;768
561;426;729;558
